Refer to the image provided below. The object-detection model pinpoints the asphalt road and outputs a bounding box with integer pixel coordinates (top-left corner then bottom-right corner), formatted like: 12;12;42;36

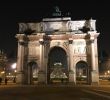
0;85;110;100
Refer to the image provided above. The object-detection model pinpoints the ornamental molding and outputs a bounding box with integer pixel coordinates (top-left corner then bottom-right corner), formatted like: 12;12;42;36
16;32;99;41
27;55;39;61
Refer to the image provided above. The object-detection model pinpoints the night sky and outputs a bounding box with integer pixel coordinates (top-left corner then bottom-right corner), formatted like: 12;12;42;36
0;1;110;59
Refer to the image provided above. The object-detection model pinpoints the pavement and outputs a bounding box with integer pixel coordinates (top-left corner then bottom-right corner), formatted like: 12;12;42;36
0;84;110;100
0;81;110;100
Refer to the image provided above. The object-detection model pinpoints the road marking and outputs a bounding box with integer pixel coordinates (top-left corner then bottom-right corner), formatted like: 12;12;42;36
82;89;110;99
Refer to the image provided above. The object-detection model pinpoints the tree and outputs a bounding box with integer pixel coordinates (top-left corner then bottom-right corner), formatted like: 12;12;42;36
0;50;7;72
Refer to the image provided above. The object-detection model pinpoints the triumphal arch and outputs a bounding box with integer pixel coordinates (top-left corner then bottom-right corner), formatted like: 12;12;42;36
16;16;100;85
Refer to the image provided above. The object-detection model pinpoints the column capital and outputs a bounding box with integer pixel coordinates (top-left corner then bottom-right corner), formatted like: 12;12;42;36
19;40;27;46
69;38;73;44
90;39;95;43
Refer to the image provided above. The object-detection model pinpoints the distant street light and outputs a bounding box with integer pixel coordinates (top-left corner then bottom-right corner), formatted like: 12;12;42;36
108;70;110;74
104;72;107;78
14;70;16;73
11;63;16;69
107;70;110;79
11;63;17;83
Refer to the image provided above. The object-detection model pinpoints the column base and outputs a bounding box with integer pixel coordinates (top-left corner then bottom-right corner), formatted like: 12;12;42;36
91;70;99;85
38;71;46;84
16;71;24;84
69;72;76;85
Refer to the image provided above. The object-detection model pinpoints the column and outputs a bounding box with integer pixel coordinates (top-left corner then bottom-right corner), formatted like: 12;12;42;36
68;38;75;84
38;39;46;84
90;39;99;85
16;41;25;84
91;39;96;70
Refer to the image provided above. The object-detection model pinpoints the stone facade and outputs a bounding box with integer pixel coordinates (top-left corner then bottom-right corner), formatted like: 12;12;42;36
16;17;100;85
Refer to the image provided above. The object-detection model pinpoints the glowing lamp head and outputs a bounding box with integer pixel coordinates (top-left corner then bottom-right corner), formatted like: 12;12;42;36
12;63;17;69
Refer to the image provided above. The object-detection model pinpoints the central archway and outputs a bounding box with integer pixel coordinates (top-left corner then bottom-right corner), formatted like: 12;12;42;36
47;46;68;84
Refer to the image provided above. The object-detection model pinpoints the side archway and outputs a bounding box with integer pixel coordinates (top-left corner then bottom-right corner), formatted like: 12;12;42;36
76;61;89;84
27;61;39;84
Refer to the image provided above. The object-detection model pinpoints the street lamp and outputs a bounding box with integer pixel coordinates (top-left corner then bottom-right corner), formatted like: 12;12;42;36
12;63;16;69
11;63;17;83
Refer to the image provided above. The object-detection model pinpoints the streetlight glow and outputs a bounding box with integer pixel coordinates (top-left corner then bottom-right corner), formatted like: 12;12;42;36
1;71;5;74
12;63;16;69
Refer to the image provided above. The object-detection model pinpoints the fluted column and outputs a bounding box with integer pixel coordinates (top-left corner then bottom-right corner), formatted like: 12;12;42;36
16;41;25;84
38;39;46;84
90;39;96;71
90;38;99;85
68;38;75;84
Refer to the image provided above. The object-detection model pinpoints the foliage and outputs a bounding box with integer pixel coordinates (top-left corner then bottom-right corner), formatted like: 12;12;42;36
0;52;7;71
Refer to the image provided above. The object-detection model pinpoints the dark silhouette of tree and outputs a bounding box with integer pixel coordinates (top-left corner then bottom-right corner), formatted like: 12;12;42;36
0;51;7;71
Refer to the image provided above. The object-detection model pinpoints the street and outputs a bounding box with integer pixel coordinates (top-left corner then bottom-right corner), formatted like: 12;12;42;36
0;85;110;100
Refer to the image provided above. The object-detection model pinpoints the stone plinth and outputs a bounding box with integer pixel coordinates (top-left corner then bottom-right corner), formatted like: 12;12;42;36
16;71;24;84
91;70;99;85
38;71;46;84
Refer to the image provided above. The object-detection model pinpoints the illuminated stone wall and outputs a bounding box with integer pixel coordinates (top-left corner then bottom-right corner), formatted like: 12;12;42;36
16;17;99;85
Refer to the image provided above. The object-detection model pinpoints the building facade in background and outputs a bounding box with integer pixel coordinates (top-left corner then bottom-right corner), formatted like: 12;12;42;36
16;16;100;85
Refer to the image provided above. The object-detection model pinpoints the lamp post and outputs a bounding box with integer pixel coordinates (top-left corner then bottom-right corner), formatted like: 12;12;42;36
11;63;17;83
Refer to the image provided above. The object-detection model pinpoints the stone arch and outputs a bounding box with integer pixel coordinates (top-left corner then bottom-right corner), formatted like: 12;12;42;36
27;61;39;84
47;46;68;84
49;44;69;57
75;60;89;84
